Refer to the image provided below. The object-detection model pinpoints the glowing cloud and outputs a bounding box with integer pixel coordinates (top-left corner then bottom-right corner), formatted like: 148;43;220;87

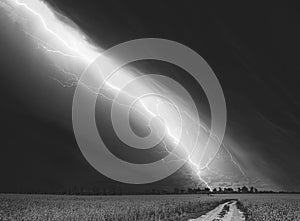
1;0;245;189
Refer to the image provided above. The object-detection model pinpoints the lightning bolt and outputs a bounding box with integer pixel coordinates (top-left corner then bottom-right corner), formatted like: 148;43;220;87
14;0;94;62
37;44;81;59
2;0;246;190
223;144;246;176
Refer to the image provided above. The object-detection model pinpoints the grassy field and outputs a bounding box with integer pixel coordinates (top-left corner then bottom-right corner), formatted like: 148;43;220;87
1;193;299;220
214;194;300;221
0;194;229;221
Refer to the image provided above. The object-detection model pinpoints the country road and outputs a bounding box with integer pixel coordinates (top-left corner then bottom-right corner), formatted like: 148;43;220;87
189;200;245;221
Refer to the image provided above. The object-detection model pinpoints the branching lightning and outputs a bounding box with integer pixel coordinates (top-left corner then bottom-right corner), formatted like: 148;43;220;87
2;0;246;190
14;0;95;62
37;44;81;59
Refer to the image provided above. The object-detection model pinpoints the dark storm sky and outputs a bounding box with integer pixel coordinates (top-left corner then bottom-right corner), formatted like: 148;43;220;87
0;1;300;192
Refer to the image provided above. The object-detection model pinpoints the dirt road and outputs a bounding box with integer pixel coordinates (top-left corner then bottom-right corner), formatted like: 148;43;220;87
189;200;245;221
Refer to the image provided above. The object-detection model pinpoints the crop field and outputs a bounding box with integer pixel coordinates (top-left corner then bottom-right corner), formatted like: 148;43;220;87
1;194;300;220
0;194;229;221
238;196;300;220
214;194;300;221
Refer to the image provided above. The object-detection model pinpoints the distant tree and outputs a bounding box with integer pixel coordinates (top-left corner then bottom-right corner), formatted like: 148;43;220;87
212;188;217;193
174;188;179;194
151;189;158;194
218;187;223;193
161;190;168;195
237;187;242;193
242;186;249;193
250;187;254;193
254;188;258;193
204;187;210;192
224;188;234;193
195;187;201;193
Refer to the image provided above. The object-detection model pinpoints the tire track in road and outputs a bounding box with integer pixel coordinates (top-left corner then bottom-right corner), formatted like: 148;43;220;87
189;200;245;221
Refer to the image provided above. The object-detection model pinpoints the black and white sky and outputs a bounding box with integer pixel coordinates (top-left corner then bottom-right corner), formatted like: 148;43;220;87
0;1;300;192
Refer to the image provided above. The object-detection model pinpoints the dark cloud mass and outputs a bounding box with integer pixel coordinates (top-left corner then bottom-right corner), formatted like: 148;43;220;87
0;1;300;192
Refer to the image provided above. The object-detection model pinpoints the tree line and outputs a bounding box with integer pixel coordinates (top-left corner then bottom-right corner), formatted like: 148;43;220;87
6;185;299;195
